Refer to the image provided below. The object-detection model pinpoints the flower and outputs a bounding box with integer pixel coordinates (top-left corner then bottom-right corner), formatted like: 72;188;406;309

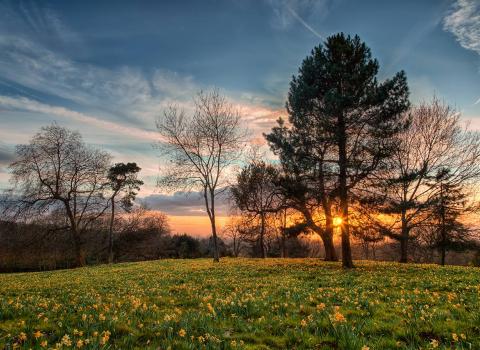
316;303;326;311
33;330;43;339
40;340;48;348
362;346;370;350
207;303;216;315
452;333;458;342
430;339;439;348
333;311;346;323
300;319;307;327
18;332;27;341
61;334;72;347
178;328;186;337
100;330;111;345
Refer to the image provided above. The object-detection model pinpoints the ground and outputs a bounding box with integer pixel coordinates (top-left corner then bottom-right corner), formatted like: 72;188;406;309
0;259;479;349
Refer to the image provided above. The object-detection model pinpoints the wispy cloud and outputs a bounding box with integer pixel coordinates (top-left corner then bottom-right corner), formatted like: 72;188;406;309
268;0;330;39
0;96;160;142
286;5;325;40
443;0;480;55
443;0;480;106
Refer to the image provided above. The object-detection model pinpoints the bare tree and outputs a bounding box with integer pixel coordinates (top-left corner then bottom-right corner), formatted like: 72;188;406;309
222;216;245;257
4;124;111;267
373;99;480;262
156;89;246;262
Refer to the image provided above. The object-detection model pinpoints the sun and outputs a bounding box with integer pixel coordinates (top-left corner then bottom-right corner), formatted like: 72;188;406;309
333;216;343;227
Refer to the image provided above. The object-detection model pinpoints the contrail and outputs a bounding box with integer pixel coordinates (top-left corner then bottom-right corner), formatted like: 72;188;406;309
474;96;480;105
286;5;325;41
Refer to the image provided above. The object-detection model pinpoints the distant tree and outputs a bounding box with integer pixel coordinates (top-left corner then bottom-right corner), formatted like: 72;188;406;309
156;89;246;262
5;124;111;266
274;208;291;258
231;160;283;258
267;33;410;267
373;99;480;262
106;162;143;263
426;168;479;265
171;234;202;259
222;216;245;257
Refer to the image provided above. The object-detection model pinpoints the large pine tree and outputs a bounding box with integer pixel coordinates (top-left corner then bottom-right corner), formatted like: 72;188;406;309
266;33;409;267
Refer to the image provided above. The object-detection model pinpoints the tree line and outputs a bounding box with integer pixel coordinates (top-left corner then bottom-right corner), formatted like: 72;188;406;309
2;33;480;269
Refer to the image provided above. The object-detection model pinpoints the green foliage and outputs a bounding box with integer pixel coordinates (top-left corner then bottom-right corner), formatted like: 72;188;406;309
107;162;143;211
1;259;479;349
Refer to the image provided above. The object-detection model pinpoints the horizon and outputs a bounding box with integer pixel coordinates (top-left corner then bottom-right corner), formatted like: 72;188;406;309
1;0;479;236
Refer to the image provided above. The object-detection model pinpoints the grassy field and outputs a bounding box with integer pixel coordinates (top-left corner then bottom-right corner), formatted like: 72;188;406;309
0;259;479;350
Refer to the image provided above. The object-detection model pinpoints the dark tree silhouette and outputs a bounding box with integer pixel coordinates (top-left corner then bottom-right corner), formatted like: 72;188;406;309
427;168;479;265
5;124;111;267
231;160;283;258
106;162;143;263
372;99;480;263
267;33;410;267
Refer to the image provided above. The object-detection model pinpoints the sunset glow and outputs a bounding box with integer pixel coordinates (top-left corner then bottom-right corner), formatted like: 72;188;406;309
333;217;343;227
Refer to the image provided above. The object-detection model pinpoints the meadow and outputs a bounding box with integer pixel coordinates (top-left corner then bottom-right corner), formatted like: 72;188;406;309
0;259;479;350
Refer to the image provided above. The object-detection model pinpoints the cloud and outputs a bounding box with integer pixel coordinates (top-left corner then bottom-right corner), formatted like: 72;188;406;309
141;190;230;216
0;143;14;166
286;5;325;40
268;0;330;37
0;1;81;46
443;0;480;55
0;2;285;200
0;95;160;142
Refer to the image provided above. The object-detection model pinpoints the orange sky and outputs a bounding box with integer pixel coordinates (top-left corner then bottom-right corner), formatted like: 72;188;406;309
168;215;230;238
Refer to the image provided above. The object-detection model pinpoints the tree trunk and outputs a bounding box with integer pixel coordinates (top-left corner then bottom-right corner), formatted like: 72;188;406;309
72;229;86;267
65;203;86;267
399;212;409;263
259;213;266;258
204;188;220;262
322;230;338;261
323;215;338;261
210;217;220;262
440;182;446;266
301;206;338;261
440;247;446;266
281;209;287;258
338;115;353;268
108;198;115;264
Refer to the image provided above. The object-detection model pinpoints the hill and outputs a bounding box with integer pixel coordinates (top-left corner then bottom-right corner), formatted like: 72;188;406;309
1;259;479;349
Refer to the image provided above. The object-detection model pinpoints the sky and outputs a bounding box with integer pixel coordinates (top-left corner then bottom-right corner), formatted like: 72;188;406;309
0;0;479;236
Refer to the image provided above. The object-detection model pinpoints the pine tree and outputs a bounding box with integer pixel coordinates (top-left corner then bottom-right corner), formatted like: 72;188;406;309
428;168;478;265
266;33;409;267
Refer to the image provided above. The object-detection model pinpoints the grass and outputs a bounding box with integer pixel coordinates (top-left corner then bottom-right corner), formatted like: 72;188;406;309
0;258;479;349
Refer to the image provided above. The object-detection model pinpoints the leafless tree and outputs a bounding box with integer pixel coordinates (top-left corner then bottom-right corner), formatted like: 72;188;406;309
373;98;480;262
156;89;246;262
4;124;111;267
222;216;245;257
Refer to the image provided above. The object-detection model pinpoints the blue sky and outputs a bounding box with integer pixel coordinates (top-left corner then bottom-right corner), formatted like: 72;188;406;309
0;0;479;222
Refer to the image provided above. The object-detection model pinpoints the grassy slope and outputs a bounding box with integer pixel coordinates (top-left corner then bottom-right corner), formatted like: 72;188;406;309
0;259;479;349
